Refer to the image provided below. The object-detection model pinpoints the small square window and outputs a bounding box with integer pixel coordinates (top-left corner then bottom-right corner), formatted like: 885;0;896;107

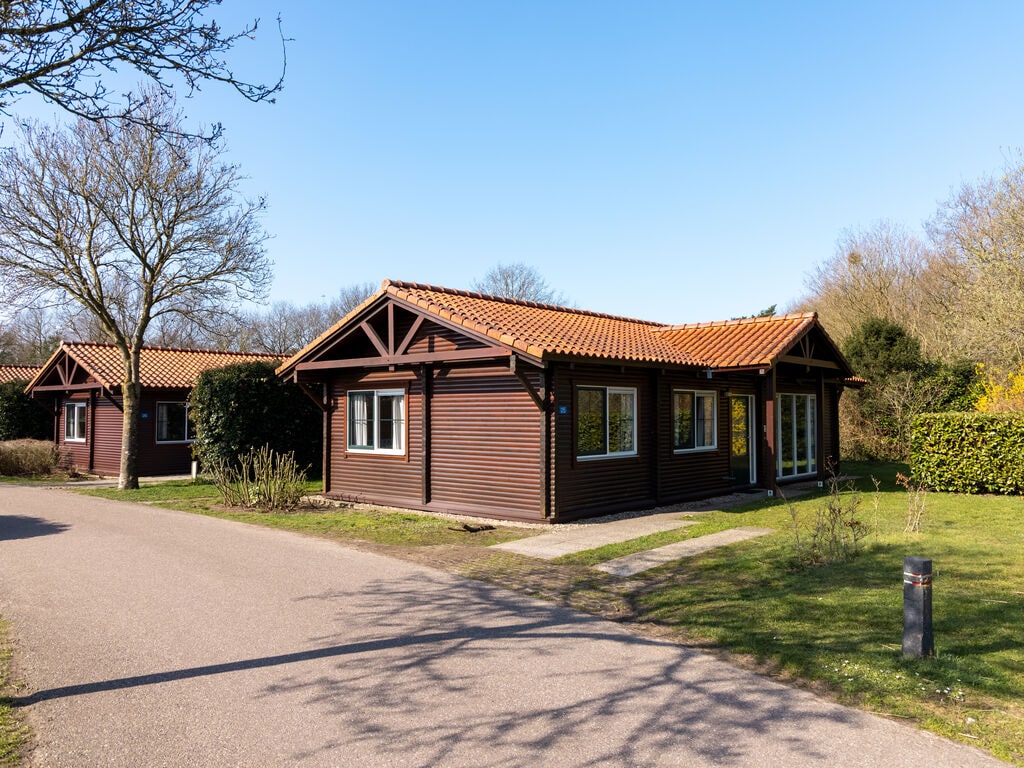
64;402;87;442
348;389;406;455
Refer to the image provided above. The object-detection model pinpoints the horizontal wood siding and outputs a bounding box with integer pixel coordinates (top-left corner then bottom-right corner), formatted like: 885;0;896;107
137;390;195;476
551;366;656;520
429;367;543;518
658;373;752;500
327;374;424;507
57;394;122;475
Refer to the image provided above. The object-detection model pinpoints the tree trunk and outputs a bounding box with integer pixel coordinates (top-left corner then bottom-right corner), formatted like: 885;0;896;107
119;351;142;490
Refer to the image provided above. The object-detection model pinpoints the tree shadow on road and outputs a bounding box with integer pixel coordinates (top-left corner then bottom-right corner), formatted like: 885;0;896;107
0;515;70;540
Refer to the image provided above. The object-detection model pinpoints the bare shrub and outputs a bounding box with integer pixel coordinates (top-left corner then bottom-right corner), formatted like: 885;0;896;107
787;468;871;566
0;439;60;476
896;472;928;533
208;445;308;511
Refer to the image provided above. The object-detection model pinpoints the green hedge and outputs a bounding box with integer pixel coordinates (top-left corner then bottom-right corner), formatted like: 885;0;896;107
0;380;50;440
910;412;1024;494
188;361;322;478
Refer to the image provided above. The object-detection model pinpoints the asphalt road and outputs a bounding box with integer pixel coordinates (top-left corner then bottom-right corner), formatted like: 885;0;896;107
0;486;1010;767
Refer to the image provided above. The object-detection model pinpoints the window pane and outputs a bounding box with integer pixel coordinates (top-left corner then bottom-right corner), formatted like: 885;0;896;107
808;396;817;472
576;387;606;456
608;391;635;453
673;392;694;449
157;403;188;442
697;394;715;447
348;392;374;449
378;394;404;451
779;395;795;476
795;395;809;474
65;404;79;440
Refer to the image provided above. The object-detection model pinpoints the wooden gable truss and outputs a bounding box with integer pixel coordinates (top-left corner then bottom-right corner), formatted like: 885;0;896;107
287;295;548;413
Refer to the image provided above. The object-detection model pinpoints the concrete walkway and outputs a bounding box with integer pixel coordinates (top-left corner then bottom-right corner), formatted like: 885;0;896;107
594;526;775;576
491;512;701;558
490;488;782;575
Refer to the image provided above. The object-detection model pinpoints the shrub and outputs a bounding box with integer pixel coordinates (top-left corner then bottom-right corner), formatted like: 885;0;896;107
188;361;321;476
787;468;870;566
910;412;1024;493
208;445;308;511
0;439;60;476
0;380;50;440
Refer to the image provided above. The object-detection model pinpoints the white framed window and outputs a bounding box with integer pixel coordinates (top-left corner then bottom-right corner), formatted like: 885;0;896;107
576;386;637;459
347;389;406;455
156;402;194;443
673;390;717;452
64;401;87;442
777;393;817;478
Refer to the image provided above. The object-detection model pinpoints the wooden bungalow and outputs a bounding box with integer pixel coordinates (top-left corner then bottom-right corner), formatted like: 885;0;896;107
278;280;858;523
26;342;280;476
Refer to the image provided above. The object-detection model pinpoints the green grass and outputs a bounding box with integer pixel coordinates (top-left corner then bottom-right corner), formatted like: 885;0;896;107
626;462;1024;763
79;478;227;502
78;478;534;548
0;618;29;767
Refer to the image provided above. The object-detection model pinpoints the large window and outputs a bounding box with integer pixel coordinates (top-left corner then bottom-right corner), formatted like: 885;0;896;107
777;393;817;478
64;401;86;442
157;402;194;443
673;390;716;451
576;386;636;459
347;389;406;455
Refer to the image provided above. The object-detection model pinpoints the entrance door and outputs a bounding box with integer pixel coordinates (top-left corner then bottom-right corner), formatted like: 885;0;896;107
730;395;755;485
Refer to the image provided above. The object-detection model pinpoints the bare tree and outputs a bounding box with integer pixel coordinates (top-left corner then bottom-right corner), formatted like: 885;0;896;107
242;283;378;355
0;90;271;488
471;263;566;304
928;155;1024;368
0;0;284;136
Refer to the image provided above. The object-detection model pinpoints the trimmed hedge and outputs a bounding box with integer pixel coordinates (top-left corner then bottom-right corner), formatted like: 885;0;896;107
0;380;51;441
188;361;322;477
910;412;1024;494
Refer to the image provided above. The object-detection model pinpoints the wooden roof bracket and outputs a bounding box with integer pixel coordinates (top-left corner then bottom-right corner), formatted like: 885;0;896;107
510;355;546;411
297;382;330;413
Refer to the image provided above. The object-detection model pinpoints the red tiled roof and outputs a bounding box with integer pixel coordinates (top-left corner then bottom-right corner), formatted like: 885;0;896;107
384;280;702;365
280;280;849;375
654;313;819;368
0;365;42;383
29;342;281;391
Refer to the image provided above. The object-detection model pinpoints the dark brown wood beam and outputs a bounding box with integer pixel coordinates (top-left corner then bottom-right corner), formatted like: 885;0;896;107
779;355;840;370
296;347;512;372
396;316;424;356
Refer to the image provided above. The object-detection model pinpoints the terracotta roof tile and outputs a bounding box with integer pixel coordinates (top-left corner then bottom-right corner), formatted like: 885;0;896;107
34;342;280;391
279;280;847;376
0;365;42;383
654;313;819;368
383;280;702;365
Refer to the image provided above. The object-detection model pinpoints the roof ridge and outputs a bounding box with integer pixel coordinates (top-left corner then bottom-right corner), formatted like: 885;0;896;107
385;279;665;327
655;311;817;332
60;339;280;357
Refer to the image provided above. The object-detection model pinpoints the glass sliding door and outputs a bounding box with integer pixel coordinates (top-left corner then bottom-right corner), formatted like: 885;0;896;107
777;393;817;478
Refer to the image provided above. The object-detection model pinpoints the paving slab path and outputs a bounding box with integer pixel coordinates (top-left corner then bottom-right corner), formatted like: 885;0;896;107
594;526;776;577
0;486;1010;767
490;511;700;558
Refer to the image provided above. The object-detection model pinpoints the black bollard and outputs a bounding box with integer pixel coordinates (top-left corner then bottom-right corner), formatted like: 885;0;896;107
902;556;934;658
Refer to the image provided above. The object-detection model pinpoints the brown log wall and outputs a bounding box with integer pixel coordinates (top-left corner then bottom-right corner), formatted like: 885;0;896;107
55;390;196;476
327;374;424;508
428;366;543;518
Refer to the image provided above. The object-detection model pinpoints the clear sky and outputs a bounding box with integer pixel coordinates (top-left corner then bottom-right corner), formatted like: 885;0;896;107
14;2;1024;324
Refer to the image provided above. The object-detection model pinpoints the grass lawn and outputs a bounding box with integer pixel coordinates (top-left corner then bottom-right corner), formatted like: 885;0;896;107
68;463;1024;765
0;618;29;767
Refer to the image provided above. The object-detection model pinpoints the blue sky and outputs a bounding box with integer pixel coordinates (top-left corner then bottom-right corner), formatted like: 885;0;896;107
14;2;1024;324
